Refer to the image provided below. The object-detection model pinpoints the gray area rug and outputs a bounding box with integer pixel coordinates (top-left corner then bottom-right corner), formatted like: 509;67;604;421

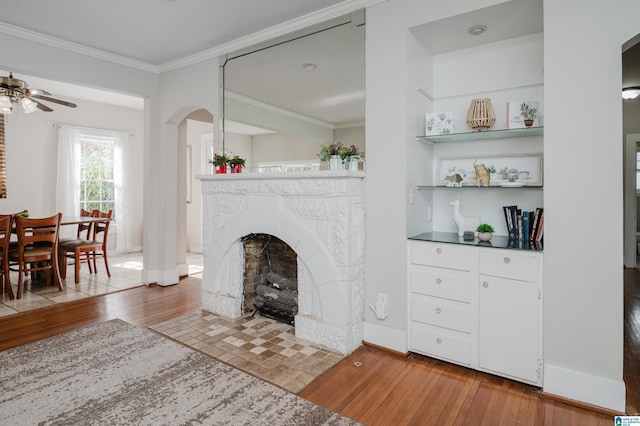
0;319;359;426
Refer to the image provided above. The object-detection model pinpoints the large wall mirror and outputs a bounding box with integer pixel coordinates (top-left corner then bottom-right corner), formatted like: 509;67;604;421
221;10;365;171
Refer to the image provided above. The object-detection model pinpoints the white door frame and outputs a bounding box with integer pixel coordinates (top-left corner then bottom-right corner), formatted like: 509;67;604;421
623;134;640;268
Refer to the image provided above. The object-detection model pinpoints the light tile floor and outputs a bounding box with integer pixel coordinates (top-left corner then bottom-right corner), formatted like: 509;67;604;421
151;311;346;394
0;251;204;317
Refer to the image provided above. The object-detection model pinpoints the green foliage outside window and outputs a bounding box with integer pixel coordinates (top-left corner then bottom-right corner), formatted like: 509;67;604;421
79;136;115;216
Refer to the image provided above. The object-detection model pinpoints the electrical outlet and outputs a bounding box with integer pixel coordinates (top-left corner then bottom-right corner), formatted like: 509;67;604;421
377;293;388;305
376;293;388;319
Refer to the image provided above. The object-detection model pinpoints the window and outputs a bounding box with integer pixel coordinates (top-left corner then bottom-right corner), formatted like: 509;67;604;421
256;160;320;173
79;135;115;215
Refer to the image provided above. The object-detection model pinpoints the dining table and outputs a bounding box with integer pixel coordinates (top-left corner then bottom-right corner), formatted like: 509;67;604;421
61;216;112;226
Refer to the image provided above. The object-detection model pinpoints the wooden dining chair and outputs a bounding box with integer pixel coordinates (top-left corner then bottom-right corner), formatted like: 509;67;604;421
60;210;112;284
8;213;63;299
0;215;14;300
59;208;96;245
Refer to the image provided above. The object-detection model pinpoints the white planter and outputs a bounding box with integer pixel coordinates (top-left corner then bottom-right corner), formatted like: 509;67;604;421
329;155;343;171
478;232;493;242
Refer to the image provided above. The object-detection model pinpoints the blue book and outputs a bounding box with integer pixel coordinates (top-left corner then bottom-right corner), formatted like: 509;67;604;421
523;212;530;244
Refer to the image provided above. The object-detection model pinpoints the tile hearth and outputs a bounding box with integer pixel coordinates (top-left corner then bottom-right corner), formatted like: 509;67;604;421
150;311;345;394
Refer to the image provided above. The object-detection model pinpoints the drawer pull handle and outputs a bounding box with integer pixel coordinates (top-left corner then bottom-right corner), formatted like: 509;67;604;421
482;282;489;288
504;257;511;263
436;338;442;344
435;278;442;284
436;248;442;254
435;307;442;314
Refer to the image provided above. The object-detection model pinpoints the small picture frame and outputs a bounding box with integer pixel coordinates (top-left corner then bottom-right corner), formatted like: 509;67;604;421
507;101;540;129
425;112;453;135
437;153;543;187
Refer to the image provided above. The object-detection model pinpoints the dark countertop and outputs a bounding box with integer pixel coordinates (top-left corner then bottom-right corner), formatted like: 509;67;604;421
408;231;543;252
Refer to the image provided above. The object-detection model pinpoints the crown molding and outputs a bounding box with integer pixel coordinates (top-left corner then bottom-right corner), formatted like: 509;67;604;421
225;90;334;130
158;0;387;73
334;121;365;129
0;0;387;74
0;22;159;74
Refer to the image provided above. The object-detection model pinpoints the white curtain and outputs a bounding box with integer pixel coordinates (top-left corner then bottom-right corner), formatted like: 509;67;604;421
56;126;81;239
56;126;134;251
113;131;134;252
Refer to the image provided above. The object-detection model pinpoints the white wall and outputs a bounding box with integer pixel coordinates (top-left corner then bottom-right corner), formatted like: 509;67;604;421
224;132;253;168
3;96;144;250
252;132;324;164
155;59;220;284
186;119;214;252
364;0;630;412
334;125;366;158
541;0;635;412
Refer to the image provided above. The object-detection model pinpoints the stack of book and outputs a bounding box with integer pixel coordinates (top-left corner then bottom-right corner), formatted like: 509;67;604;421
503;206;544;243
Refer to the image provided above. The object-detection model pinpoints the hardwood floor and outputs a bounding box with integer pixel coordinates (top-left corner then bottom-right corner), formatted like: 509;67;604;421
300;346;613;425
625;267;640;415
0;272;632;424
0;278;202;351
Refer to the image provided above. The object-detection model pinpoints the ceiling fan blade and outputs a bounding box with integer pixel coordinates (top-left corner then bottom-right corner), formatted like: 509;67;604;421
27;97;53;112
28;88;52;96
30;94;77;108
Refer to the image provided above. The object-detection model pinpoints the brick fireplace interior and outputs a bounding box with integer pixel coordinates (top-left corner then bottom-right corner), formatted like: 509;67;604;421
242;233;298;324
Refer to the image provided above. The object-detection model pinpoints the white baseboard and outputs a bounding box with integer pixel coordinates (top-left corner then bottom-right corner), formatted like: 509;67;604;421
177;262;189;277
362;321;407;353
543;363;626;412
142;268;180;286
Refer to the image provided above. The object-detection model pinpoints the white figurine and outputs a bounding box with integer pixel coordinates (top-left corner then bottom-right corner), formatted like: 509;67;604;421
450;197;480;237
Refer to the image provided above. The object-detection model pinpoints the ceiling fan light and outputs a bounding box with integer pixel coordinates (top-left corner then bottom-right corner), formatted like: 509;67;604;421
21;97;38;113
623;87;640;99
0;106;12;115
0;95;13;109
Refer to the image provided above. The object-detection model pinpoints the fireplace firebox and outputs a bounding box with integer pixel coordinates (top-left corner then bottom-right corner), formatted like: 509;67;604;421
242;233;298;324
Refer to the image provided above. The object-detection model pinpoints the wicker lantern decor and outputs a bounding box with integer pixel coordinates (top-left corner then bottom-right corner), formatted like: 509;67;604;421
466;98;496;131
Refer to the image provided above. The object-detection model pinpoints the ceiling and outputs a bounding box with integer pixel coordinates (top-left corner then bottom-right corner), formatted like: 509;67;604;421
0;0;347;67
9;0;639;125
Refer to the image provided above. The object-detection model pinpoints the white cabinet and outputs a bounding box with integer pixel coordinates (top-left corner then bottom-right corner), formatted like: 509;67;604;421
408;239;543;386
478;249;543;384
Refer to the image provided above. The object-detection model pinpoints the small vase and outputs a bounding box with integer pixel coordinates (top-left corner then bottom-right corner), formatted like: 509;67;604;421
478;232;493;242
329;155;343;171
215;164;227;174
231;164;243;173
524;119;534;127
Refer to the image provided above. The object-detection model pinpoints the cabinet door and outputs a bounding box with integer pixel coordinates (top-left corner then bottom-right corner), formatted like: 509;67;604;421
478;275;541;385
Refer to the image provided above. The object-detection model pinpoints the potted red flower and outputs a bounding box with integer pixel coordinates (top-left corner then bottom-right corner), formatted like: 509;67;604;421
210;153;230;174
229;155;246;173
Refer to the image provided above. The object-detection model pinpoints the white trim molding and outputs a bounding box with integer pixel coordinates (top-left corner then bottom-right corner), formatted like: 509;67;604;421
363;321;407;354
543;363;626;412
0;22;158;73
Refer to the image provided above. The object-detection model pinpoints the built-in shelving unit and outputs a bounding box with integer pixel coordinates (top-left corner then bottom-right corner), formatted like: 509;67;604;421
416;126;543;143
416;185;542;190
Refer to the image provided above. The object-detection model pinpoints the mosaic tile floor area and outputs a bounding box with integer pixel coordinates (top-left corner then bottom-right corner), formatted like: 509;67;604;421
151;311;346;394
0;252;203;317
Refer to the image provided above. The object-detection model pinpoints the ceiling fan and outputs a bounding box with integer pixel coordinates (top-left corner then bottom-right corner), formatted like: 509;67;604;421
0;72;77;115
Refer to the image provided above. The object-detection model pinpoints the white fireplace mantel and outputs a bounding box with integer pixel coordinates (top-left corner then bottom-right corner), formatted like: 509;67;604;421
197;171;365;354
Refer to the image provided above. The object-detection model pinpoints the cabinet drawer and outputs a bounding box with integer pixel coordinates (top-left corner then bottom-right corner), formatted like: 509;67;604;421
410;241;472;271
479;249;540;282
409;323;472;366
410;264;471;303
410;295;471;333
